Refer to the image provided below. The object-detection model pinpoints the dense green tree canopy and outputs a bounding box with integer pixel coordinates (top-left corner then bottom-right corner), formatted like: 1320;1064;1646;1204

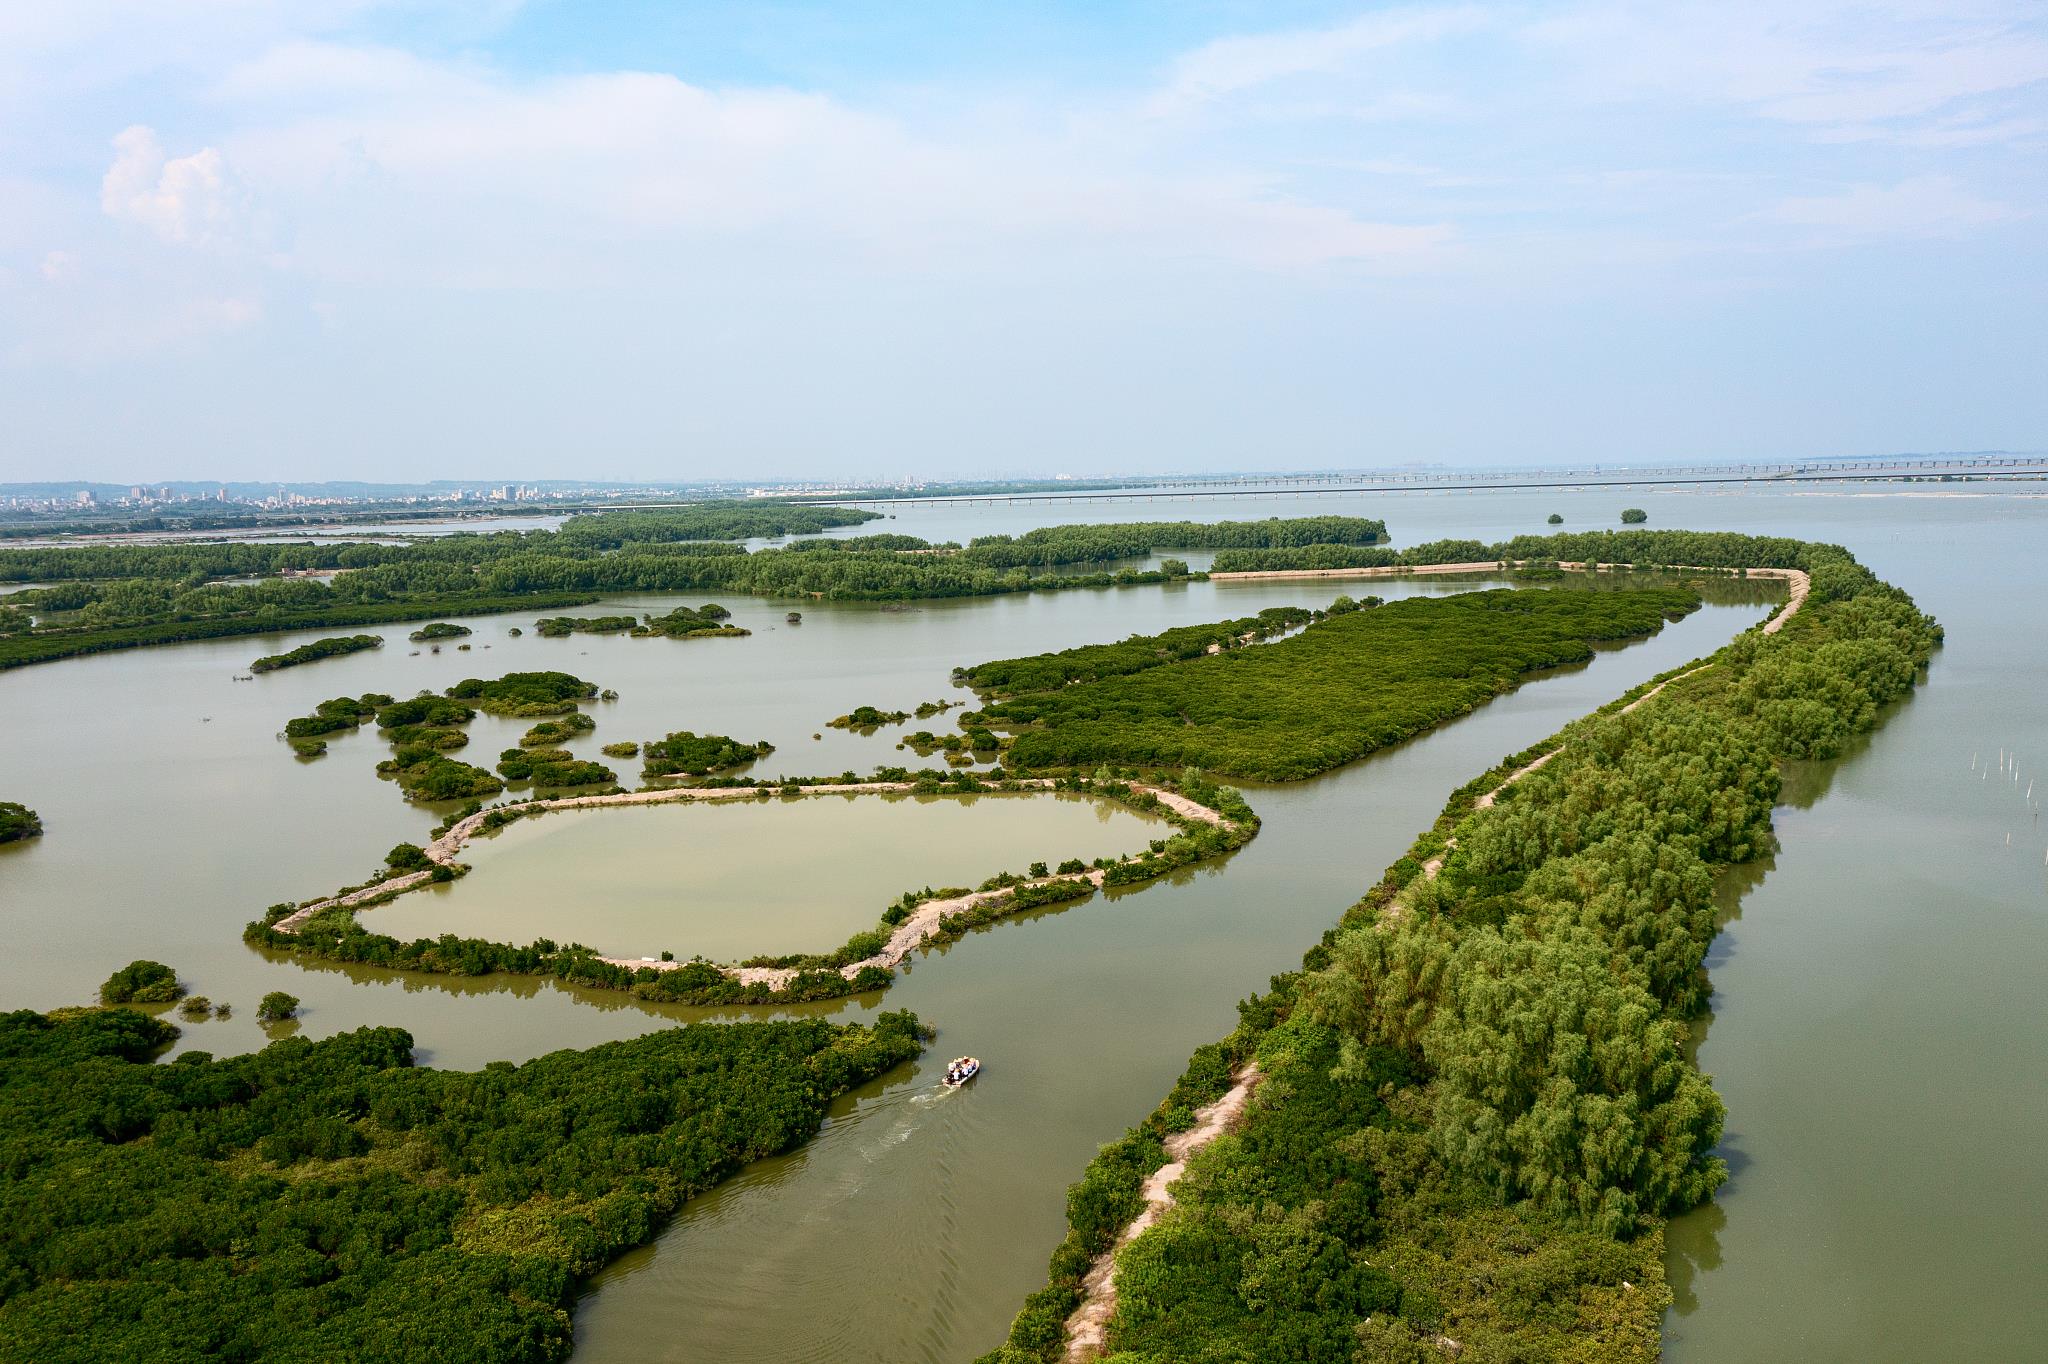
0;1006;923;1362
982;533;1941;1364
973;589;1698;779
0;803;40;844
249;634;383;673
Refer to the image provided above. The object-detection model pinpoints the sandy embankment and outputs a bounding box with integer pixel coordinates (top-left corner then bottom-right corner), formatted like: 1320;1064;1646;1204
1062;1065;1262;1362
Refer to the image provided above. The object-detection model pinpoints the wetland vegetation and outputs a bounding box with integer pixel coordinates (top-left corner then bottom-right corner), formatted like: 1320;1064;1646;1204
0;803;41;844
640;731;773;777
249;633;383;673
0;511;1389;669
981;531;1940;1364
970;588;1700;779
0;1002;925;1362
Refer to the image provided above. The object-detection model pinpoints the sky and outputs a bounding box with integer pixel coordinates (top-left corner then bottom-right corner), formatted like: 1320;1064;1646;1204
1;0;2044;483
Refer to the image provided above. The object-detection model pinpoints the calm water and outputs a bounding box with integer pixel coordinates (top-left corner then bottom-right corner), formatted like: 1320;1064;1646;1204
375;793;1162;960
2;486;2044;1360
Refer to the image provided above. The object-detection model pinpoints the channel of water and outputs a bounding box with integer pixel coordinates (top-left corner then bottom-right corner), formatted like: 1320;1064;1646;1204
3;486;2044;1360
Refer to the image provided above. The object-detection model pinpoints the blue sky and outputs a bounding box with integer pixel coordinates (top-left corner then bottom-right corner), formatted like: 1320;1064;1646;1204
2;1;2043;482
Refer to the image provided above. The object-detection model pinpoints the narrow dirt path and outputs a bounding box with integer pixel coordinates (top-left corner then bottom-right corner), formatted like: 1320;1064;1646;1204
1063;1066;1263;1362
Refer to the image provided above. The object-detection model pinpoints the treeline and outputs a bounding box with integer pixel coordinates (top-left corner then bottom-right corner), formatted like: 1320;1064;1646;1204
957;517;1385;568
0;1005;923;1362
962;605;1318;695
979;532;1940;1364
973;588;1700;779
250;633;383;672
0;513;1399;669
1207;527;1873;581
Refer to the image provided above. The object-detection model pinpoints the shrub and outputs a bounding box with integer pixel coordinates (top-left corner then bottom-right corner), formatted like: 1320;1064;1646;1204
99;960;182;1005
256;991;300;1022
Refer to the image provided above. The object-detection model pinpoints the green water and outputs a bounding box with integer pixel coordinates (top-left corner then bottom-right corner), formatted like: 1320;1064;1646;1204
3;486;2044;1360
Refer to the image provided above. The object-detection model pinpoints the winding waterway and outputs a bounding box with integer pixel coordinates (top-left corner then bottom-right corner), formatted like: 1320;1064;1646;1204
3;485;2044;1360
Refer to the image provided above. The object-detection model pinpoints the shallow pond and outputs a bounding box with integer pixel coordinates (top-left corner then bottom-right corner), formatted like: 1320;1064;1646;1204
373;791;1162;960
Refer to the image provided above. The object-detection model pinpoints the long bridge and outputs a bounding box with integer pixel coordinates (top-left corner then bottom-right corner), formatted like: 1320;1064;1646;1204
801;454;2048;507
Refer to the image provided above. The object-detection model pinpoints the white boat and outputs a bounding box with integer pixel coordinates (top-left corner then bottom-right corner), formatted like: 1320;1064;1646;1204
942;1056;980;1087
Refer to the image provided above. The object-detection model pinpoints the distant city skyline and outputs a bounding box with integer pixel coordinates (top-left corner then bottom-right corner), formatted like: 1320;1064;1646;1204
3;1;2044;482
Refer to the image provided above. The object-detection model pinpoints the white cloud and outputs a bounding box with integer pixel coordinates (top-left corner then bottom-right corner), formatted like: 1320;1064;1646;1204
193;49;1450;282
100;125;237;245
1530;0;2048;141
1762;176;2020;240
1147;6;1486;117
39;250;78;282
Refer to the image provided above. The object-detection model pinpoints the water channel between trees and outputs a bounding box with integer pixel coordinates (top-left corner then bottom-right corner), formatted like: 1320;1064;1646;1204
3;486;2044;1361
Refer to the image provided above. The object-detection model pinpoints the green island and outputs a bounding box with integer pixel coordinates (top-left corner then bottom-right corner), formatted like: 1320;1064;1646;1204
633;603;746;638
0;802;42;844
281;694;393;757
534;613;637;636
828;698;965;736
97;959;183;1004
495;748;617;787
640;730;773;777
977;531;1939;1364
246;769;1255;1007
966;588;1699;779
407;621;472;642
961;604;1320;694
535;604;745;639
376;752;504;802
249;633;383;673
449;671;599;716
519;713;596;746
0;1002;925;1361
828;704;910;729
0;511;1387;670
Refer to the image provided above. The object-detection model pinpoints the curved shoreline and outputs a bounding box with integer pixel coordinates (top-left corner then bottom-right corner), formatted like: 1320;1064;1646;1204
1055;560;1811;1360
270;779;1239;994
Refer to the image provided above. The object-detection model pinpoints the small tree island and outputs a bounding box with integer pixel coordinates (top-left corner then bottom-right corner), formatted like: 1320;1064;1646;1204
0;802;42;844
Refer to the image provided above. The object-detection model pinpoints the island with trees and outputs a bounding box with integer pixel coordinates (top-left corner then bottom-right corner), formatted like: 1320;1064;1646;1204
496;747;617;787
1622;506;1649;523
640;731;774;777
407;621;472;641
447;670;598;716
0;802;41;844
828;705;910;729
518;713;596;747
633;603;746;638
0;1000;924;1360
975;530;1939;1364
249;633;384;673
963;588;1699;779
376;751;504;802
96;959;184;1004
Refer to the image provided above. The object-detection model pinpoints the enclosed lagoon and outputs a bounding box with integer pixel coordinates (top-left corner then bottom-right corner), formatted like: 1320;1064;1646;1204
370;791;1163;960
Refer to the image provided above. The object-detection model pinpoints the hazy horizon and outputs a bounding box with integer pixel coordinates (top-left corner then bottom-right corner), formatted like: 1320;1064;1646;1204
4;1;2044;483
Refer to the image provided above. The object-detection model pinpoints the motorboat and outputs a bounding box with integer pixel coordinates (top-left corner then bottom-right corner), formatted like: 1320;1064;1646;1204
942;1056;980;1087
